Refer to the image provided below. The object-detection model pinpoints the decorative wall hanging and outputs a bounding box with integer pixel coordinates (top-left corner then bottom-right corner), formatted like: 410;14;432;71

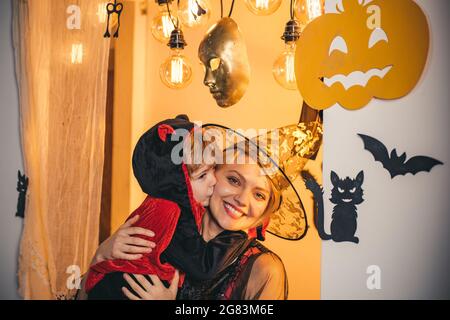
16;170;28;218
104;0;123;38
295;0;430;110
198;1;250;108
272;0;301;90
303;170;364;244
358;134;444;179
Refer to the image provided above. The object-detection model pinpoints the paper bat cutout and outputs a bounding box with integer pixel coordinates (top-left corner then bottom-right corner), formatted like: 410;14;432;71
16;170;28;218
358;134;443;179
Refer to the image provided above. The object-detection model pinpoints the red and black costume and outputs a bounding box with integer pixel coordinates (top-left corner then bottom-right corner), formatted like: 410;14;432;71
85;115;250;299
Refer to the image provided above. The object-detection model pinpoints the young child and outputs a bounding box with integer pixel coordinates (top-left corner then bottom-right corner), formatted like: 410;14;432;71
85;115;250;299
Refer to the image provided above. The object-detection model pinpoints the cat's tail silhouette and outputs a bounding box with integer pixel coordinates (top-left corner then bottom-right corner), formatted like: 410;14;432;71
301;171;331;241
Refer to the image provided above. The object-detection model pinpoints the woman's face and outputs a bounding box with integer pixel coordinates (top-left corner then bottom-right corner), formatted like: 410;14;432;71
208;162;272;232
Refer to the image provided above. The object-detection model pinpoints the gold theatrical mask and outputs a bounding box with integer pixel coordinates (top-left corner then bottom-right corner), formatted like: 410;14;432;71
198;17;251;108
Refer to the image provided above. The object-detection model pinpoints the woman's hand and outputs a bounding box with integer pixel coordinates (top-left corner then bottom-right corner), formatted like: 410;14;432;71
122;270;179;300
93;215;156;264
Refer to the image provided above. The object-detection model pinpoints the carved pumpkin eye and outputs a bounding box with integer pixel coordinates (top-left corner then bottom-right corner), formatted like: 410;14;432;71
368;28;389;48
338;187;345;193
329;35;348;56
349;187;356;193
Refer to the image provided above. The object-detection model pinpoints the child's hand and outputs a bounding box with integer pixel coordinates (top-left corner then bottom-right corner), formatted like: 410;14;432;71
93;215;156;263
122;270;179;300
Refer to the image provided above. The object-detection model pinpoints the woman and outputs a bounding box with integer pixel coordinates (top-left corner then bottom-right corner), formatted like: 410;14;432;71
86;121;322;300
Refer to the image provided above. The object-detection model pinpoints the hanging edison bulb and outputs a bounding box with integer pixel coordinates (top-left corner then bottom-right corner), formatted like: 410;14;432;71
152;0;176;44
71;43;84;65
272;20;300;90
178;0;211;28
97;2;108;23
160;29;193;89
244;0;282;16
294;0;325;30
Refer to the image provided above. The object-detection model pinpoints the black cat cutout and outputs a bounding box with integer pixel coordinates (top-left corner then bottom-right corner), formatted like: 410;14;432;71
16;170;28;218
302;171;364;244
358;134;443;179
104;0;123;38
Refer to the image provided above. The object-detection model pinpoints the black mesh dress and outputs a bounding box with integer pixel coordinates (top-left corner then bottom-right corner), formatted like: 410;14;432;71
178;239;288;300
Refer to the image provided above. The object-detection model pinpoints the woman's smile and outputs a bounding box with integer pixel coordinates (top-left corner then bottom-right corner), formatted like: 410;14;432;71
223;201;246;220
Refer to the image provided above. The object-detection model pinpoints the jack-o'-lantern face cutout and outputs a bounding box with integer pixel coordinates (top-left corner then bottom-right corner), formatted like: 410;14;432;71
295;0;429;110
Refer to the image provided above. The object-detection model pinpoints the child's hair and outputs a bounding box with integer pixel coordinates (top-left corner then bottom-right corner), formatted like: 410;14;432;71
184;127;216;176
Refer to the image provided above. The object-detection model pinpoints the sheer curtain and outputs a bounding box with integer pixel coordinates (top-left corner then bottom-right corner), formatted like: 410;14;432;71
13;0;111;299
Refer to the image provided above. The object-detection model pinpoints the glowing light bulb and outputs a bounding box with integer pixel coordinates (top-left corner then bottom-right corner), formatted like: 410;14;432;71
179;0;211;28
160;49;193;89
97;3;108;23
272;41;297;90
151;2;176;44
71;43;83;64
244;0;282;16
294;0;325;30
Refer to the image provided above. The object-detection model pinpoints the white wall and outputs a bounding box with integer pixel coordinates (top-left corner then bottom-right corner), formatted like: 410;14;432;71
321;0;450;299
0;0;24;300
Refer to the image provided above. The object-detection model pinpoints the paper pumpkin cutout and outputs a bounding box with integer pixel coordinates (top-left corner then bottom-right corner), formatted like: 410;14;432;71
358;134;444;178
295;0;430;110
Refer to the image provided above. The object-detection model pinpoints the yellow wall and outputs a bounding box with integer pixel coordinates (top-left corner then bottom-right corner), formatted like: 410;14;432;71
111;2;134;234
112;0;321;300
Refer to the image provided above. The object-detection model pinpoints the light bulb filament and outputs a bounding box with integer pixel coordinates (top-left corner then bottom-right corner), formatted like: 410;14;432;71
286;54;295;83
256;0;269;10
162;14;174;38
97;3;108;23
171;57;183;84
71;43;83;64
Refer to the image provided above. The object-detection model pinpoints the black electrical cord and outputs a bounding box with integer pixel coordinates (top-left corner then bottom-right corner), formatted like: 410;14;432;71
220;0;235;18
165;0;179;29
228;0;235;17
290;0;296;19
